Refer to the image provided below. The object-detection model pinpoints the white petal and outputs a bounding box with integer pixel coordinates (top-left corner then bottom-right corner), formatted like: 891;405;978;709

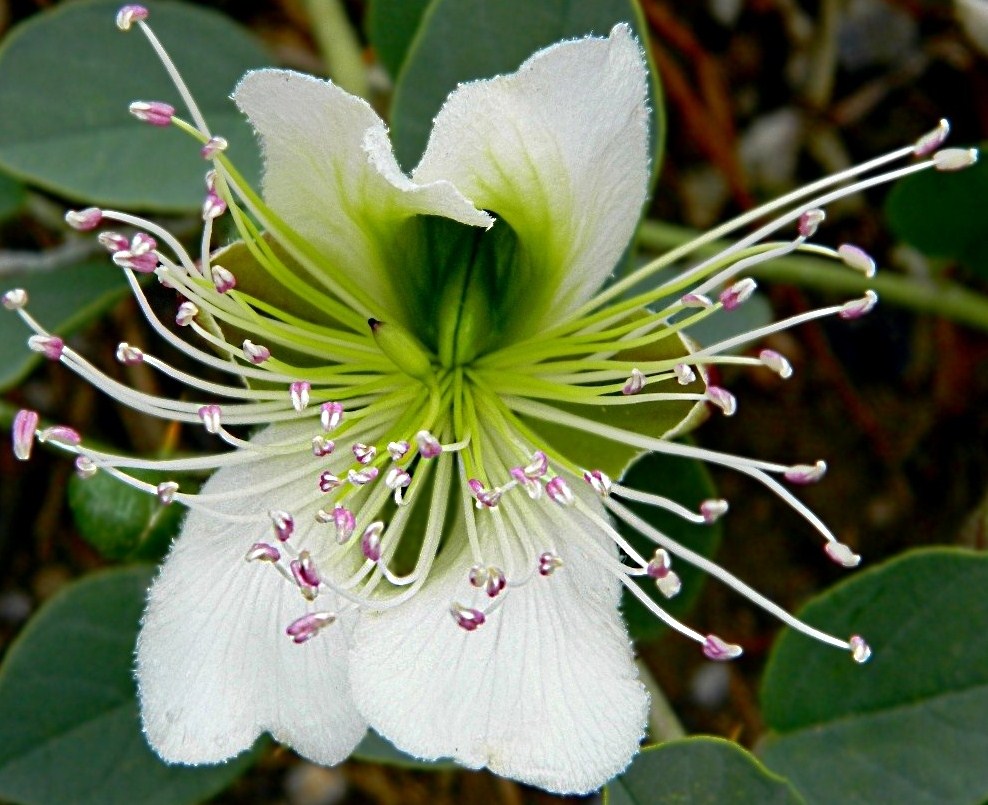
349;496;647;794
232;70;492;324
136;424;366;765
413;24;649;327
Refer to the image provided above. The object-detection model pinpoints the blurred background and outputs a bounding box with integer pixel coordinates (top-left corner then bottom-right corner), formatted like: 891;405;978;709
1;0;987;803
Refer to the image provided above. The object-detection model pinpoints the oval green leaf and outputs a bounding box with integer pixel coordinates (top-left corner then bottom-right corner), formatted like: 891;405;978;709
0;261;129;392
605;737;804;805
0;567;260;805
759;548;988;805
389;0;662;172
0;0;269;211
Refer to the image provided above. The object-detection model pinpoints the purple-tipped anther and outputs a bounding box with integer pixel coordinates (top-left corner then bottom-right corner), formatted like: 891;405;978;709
113;249;159;273
98;232;129;253
913;119;949;157
385;466;411;490
837;244;876;278
269;510;294;542
485;567;507;598
524;450;549;479
200;136;228;159
933;147;978;172
2;289;27;310
321;402;344;431
318;471;342;493
469;565;489;587
211;264;236;294
37;425;81;447
290;552;321;598
674;362;697;385
361;522;384;562
681;292;713;309
128;101;175;127
197;404;222;434
156;481;179;505
75;456;98;478
28;335;64;361
352;442;377;465
285;611;336;644
546;476;575;506
703;634;744;661
12;409;39;461
348;467;379;486
242;339;270;364
797;208;826;238
538;551;564;576
116;4;148;30
175;301;198;327
759;349;793;378
719;278;757;311
785;460;827;484
311;436;335;457
706;386;737;416
416;429;442;458
289;381;311;413
245;542;280;563
202;191;227;220
510;467;543;499
450;603;486;632
116;343;144;365
700;498;729;523
622;367;645;395
849;634;872;663
583;468;612;497
65;207;103;231
332;506;356;544
469;480;502;509
825;541;861;568
387;440;410;461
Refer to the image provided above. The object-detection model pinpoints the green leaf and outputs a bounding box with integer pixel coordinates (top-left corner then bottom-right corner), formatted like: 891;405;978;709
759;548;988;805
68;469;185;561
0;170;26;221
605;737;804;805
618;452;722;643
0;261;130;392
885;145;988;277
351;729;456;770
366;0;433;80
389;0;662;172
0;568;260;805
0;0;269;212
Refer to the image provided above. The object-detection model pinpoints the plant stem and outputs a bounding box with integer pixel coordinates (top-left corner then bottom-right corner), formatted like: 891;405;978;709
637;220;988;333
301;0;369;100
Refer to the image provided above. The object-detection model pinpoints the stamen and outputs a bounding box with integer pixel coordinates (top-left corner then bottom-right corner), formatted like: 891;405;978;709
197;404;222;434
622;367;645;395
759;349;793;378
28;334;64;361
210;264;236;294
538;551;564;576
245;542;280;562
797;208;826;237
849;634;872;663
387;440;410;461
646;548;682;598
784;460;827;484
321;402;344;431
156;481;179;504
289;381;311;412
824;541;862;568
509;467;543;499
37;425;81;447
719;278;757;311
348;466;379;486
450;602;486;631
932;147;978;171
545;476;575;506
913;119;949;157
75;456;98;478
838;290;879;320
681;293;713;308
674;362;697;385
2;289;28;310
128;100;175;127
202;191;227;220
312;436;335;456
703;634;744;661
706;386;737;416
468;479;502;509
200;136;228;159
242;339;270;364
361;522;384;561
583;468;612;496
837;244;877;277
269;510;294;542
332;505;356;544
290;552;321;598
318;471;342;492
99;232;129;252
12;409;39;460
115;4;148;31
524;450;549;479
416;429;442;458
175;301;198;326
285;611;336;644
65;207;103;231
352;442;377;464
700;498;730;523
115;342;145;365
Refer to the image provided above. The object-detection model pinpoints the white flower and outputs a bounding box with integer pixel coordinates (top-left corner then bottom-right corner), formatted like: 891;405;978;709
6;5;976;794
